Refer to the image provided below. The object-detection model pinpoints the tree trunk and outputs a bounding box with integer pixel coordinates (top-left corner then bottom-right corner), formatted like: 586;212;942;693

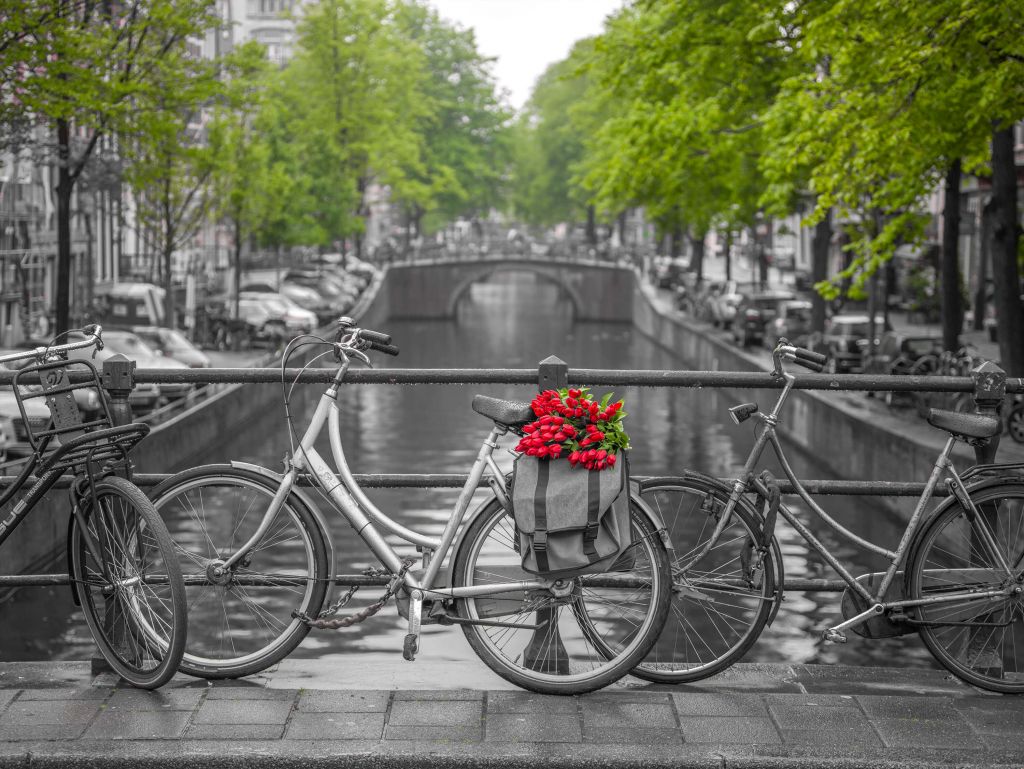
940;160;963;352
585;205;597;247
974;199;993;331
811;209;831;335
163;245;175;329
689;231;705;279
55;118;73;335
990;127;1024;376
233;218;242;320
724;231;732;282
670;221;682;258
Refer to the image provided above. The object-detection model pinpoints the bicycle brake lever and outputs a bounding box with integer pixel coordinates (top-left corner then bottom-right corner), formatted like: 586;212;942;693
347;348;372;367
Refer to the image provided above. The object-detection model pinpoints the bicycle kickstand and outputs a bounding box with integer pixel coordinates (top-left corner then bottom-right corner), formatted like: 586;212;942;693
404;589;423;661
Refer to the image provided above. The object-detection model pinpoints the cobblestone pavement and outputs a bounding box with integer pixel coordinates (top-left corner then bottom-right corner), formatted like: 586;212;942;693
0;662;1021;768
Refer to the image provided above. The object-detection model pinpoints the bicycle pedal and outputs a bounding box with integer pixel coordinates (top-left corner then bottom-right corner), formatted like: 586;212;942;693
822;628;847;644
403;633;419;661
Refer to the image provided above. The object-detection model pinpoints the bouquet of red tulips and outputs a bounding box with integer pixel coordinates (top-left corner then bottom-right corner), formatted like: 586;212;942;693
513;387;629;471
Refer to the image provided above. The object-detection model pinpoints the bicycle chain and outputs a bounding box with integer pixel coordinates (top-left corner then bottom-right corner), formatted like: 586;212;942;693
293;557;416;630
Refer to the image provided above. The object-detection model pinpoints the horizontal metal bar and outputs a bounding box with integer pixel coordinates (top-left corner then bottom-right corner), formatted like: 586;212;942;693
0;472;951;496
0;572;851;592
0;366;1011;393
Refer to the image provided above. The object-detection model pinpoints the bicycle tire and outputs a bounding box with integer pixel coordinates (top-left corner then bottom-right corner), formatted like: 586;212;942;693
1007;404;1024;445
910;356;938;419
906;481;1024;694
632;476;776;683
149;465;330;679
70;476;187;689
451;496;671;695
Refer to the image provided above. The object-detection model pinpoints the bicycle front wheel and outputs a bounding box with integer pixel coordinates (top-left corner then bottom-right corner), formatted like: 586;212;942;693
907;482;1024;693
634;477;776;683
150;465;330;679
451;498;671;695
70;476;187;689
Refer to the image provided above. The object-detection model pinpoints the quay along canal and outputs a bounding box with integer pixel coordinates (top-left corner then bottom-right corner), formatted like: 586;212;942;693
0;270;941;677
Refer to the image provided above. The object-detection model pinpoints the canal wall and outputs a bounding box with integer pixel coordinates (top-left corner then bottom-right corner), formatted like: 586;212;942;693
629;279;980;516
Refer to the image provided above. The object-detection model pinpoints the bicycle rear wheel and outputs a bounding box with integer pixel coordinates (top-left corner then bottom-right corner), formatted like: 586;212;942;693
70;476;186;689
907;482;1024;693
634;477;776;683
150;465;330;678
451;498;671;695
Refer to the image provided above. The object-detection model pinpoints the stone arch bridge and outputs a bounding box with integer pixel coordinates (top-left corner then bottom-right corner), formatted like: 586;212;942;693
379;257;635;321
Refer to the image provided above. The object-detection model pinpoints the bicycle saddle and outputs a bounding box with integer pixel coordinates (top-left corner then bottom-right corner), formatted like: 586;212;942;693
926;408;1000;440
472;395;534;427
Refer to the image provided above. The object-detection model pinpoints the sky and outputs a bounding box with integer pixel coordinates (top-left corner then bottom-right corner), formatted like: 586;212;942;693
427;0;625;110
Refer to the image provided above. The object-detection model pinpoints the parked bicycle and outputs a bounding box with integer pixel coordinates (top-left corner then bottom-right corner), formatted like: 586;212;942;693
633;338;1024;693
910;344;982;418
0;327;186;688
148;319;672;694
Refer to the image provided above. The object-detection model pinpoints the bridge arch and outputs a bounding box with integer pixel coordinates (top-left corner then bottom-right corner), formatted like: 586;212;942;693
445;263;585;318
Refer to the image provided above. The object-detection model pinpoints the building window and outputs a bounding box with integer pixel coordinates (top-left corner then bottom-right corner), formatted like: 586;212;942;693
247;0;292;18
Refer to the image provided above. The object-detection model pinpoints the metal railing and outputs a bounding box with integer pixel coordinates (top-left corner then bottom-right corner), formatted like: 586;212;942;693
0;354;1020;592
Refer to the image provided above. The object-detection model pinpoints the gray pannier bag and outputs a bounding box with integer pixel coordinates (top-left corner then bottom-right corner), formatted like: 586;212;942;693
510;453;632;578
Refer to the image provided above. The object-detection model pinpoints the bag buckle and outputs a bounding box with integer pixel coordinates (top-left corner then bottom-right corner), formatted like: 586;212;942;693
533;530;548;552
583;521;600;541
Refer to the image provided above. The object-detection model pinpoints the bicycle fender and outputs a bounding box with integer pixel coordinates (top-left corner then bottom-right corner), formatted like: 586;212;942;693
639;472;785;626
228;461;337;587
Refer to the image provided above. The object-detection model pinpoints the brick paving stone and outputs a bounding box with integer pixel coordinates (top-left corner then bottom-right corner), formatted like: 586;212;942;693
486;692;578;715
583;690;672;703
17;688;109;701
580;700;676;729
382;724;482;742
582;727;683;745
389;700;481;727
285;712;385;740
980;733;1024;752
780;728;884;748
683;664;803;693
872;717;985;749
857;694;960;720
193;699;293;725
3;700;101;724
485;714;582;743
83;709;192;740
679;716;781;745
767;703;874;731
296;691;389;713
767;693;860;708
953;695;1024;712
393;689;484;701
673;692;767;717
0;691;15;712
795;663;972;696
0;723;87;741
107;688;204;710
205;687;297;700
954;706;1024;733
183;723;286;740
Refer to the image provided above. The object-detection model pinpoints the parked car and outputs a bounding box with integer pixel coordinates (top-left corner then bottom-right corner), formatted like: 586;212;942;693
764;299;813;348
283;270;358;311
68;331;188;406
131;326;211;369
653;258;689;290
0;387;52;459
708;280;742;328
0;346;104;420
238;293;317;336
730;289;797;347
241;283;333;326
822;314;890;373
861;331;941;377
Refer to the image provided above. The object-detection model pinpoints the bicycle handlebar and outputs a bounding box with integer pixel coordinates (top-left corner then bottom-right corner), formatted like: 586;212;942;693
772;338;824;374
335;317;400;357
0;325;103;366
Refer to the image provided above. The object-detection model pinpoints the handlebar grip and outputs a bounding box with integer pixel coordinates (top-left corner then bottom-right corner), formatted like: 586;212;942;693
360;329;392;346
794;347;827;365
792;357;824;373
370;341;400;356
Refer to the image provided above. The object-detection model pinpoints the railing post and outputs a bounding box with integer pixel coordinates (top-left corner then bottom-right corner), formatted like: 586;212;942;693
525;355;570;675
101;354;136;427
538;355;569;391
972;360;1006;465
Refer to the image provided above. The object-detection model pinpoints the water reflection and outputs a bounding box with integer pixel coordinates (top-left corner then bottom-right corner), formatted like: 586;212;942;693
1;271;938;672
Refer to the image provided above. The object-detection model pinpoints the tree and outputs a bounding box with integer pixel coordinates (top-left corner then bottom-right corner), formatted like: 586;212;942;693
7;0;218;333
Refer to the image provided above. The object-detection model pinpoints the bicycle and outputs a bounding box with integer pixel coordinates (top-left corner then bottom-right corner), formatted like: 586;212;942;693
148;319;672;694
0;326;187;688
631;338;1024;693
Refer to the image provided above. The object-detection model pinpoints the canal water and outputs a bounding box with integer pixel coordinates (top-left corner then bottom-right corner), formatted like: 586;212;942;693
0;271;938;673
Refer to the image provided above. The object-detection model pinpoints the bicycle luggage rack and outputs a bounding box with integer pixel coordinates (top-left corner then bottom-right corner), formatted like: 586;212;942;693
12;359;147;474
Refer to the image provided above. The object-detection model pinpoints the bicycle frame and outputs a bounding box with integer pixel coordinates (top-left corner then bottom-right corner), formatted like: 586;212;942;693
685;358;1018;636
221;353;550;615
